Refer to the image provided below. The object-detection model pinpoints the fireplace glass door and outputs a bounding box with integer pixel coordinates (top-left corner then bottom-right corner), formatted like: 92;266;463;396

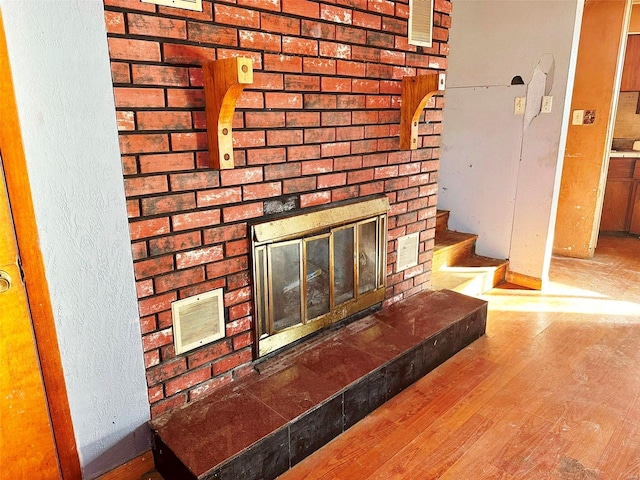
305;234;330;321
269;240;302;331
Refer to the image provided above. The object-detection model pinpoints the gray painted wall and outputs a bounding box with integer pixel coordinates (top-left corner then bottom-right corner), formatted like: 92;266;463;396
439;0;583;283
1;1;150;477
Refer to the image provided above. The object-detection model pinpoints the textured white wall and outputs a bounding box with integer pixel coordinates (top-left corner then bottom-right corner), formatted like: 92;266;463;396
1;1;150;477
438;85;524;260
440;0;583;283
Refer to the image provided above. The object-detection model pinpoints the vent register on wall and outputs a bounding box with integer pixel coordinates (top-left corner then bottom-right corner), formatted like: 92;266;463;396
142;0;436;358
409;0;435;47
142;0;203;11
172;289;224;355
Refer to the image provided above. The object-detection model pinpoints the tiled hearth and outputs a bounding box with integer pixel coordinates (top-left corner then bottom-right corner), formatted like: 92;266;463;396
151;289;487;480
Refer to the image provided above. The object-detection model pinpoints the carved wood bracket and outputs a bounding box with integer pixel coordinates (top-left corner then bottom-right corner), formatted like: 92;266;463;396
400;73;446;150
203;57;253;169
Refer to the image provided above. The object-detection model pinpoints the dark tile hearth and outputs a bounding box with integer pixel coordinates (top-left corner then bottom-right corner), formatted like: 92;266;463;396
151;289;487;480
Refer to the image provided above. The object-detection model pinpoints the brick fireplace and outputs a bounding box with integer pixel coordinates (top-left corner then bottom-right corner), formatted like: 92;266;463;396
104;0;450;419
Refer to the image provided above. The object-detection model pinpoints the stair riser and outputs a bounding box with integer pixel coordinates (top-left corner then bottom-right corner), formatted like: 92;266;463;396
454;267;506;296
435;210;450;233
432;260;508;296
493;262;508;287
432;238;476;271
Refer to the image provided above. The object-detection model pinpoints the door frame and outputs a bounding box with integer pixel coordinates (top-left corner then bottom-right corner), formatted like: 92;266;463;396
553;0;634;257
590;0;635;247
0;8;81;479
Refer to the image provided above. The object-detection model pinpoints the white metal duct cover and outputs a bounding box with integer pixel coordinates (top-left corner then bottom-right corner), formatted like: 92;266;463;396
172;289;225;355
141;0;203;11
408;0;434;47
397;232;420;272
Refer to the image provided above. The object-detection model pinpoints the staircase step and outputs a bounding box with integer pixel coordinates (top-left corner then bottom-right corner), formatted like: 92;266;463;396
433;230;478;271
431;255;508;296
151;290;487;480
435;209;450;233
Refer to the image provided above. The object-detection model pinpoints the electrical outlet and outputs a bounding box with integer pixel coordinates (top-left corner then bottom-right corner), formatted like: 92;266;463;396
584;110;596;125
541;96;553;113
572;109;584;125
514;97;526;115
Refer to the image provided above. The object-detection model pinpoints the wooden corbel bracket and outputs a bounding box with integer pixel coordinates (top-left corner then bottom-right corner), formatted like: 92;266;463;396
400;73;446;150
203;57;253;169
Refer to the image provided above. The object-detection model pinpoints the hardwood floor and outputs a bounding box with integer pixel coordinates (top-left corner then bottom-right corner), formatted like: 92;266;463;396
278;235;640;479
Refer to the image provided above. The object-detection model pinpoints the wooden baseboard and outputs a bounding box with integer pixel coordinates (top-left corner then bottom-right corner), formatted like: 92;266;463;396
506;270;542;290
96;451;154;480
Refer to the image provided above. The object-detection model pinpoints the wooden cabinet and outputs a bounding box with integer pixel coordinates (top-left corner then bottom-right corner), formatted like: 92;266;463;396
601;157;640;234
630;162;640;234
621;35;640;92
600;158;635;232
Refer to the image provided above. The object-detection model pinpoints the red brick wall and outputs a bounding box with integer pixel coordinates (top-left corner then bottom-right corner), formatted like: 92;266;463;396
104;0;450;418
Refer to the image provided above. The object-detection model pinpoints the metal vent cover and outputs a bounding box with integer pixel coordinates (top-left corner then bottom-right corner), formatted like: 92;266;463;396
172;289;225;355
141;0;203;11
408;0;434;48
397;232;420;272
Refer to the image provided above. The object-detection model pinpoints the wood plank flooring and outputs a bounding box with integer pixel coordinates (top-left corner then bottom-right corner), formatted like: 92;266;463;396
277;235;640;480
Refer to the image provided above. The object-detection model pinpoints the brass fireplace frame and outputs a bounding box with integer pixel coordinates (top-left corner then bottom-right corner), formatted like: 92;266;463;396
250;196;389;358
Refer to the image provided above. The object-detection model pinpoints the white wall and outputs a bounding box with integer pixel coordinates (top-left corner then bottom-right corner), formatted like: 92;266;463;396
440;0;583;284
1;1;150;477
439;84;525;259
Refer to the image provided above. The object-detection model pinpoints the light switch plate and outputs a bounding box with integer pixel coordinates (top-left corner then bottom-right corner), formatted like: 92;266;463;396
541;96;553;113
514;97;526;115
572;109;584;125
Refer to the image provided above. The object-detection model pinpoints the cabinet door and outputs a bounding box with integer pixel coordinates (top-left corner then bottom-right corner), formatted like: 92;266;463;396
629;182;640;235
600;179;634;231
621;35;640;91
600;158;635;232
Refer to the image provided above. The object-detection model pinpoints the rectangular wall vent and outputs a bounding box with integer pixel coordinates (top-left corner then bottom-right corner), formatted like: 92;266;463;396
408;0;434;48
172;289;224;355
397;232;420;272
141;0;202;12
